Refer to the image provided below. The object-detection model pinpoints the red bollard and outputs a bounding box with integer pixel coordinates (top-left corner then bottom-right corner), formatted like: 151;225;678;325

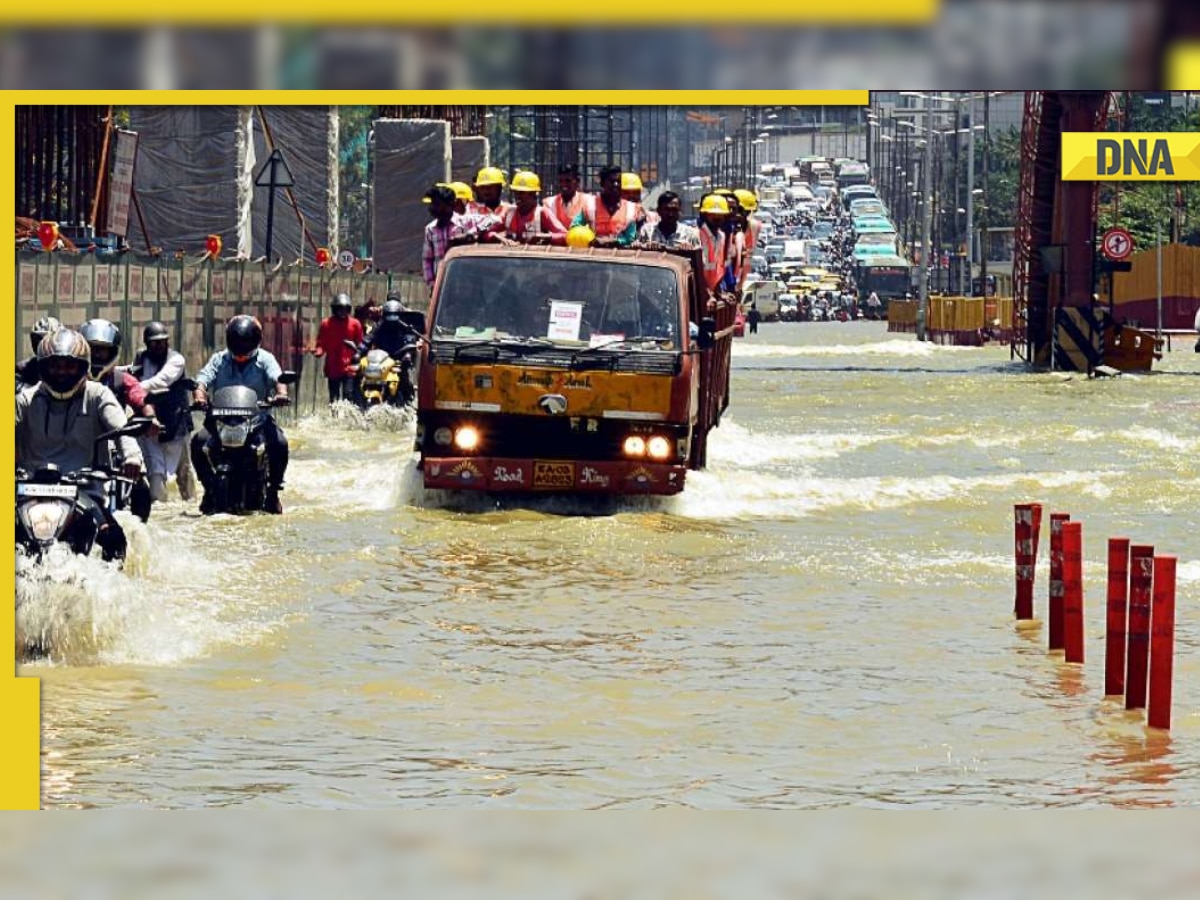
1125;545;1155;711
1147;556;1177;730
1013;503;1044;620
1061;521;1084;664
1048;513;1071;650
1105;538;1130;697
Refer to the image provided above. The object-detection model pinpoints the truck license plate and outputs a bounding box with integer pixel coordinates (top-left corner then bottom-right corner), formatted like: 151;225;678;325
532;461;575;489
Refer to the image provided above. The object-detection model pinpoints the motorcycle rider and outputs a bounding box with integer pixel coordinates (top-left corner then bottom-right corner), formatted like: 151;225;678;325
133;321;195;503
16;315;61;390
313;293;364;405
79;318;155;522
363;297;417;357
191;315;291;515
16;328;144;562
359;298;419;404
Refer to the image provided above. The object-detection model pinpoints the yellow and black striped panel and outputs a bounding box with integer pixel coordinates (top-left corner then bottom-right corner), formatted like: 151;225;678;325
1054;307;1103;373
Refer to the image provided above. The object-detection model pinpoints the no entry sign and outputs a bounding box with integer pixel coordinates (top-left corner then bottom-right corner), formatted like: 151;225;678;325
1101;227;1134;261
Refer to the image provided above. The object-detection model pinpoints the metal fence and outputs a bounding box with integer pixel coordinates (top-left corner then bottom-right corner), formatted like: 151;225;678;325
15;250;427;414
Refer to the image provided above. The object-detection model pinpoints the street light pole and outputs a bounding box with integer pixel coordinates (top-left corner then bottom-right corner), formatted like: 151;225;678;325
980;92;990;302
965;94;975;297
918;93;933;342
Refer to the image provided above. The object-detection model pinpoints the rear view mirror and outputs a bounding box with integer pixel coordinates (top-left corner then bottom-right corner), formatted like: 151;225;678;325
398;310;427;336
177;378;197;392
277;371;298;386
96;416;154;444
696;317;716;350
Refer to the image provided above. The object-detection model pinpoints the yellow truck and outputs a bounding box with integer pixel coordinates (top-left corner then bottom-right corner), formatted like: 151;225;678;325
416;244;736;496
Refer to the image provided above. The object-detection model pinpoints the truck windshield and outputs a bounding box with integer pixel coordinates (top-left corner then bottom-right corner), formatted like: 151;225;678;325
434;256;682;344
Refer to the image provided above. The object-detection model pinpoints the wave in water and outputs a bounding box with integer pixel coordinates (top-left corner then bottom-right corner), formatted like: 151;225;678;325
670;467;1116;521
706;419;900;466
733;339;972;359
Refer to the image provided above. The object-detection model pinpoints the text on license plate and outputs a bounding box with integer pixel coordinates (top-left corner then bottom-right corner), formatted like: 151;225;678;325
17;483;76;499
532;460;575;489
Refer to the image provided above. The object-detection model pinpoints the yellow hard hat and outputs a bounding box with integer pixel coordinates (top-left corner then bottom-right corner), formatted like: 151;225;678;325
448;181;474;202
474;166;507;187
698;195;731;216
510;171;542;193
713;188;736;198
734;189;758;211
566;225;596;248
621;172;643;192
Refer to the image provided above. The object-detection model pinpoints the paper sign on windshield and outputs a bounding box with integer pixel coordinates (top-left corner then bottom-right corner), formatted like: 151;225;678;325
548;301;583;341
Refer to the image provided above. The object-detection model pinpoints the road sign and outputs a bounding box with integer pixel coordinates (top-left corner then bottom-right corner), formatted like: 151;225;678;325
337;249;356;269
1102;227;1134;261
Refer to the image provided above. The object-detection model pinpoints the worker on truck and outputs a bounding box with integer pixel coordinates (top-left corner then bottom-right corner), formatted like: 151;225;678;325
466;167;513;219
621;172;650;228
543;163;590;230
636;192;699;250
696;193;731;293
501;171;568;245
571;164;639;247
422;184;505;289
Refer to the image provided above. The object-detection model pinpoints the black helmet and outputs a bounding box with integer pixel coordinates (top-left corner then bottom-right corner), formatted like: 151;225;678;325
30;315;62;354
143;321;170;344
79;318;122;380
382;299;404;322
332;293;352;315
226;315;262;361
36;328;91;400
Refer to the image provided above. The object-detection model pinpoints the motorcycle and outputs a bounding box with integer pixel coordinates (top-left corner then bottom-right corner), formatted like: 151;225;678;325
356;348;405;407
16;417;153;564
193;372;296;515
352;311;424;409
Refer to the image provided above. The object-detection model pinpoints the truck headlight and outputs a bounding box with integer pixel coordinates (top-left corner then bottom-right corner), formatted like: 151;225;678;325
646;436;671;460
454;426;480;451
434;427;452;446
623;436;646;457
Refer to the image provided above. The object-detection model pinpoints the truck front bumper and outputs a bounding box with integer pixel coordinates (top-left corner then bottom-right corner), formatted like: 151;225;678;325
422;457;687;495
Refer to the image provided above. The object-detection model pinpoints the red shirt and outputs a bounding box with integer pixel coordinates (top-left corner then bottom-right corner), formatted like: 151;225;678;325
315;315;365;378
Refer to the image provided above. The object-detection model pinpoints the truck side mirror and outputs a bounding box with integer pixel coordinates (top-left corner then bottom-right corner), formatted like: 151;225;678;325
277;371;298;386
696;317;716;350
397;310;427;336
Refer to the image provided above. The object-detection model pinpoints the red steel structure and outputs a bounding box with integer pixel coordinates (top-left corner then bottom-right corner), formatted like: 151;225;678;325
1012;91;1113;366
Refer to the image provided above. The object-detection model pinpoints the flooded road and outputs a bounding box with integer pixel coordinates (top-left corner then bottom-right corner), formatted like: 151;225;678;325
22;321;1200;808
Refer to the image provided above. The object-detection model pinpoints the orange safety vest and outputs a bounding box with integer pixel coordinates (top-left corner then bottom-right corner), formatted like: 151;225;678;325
748;217;762;250
698;223;727;291
502;206;562;239
466;199;512;220
581;195;637;237
543;192;590;230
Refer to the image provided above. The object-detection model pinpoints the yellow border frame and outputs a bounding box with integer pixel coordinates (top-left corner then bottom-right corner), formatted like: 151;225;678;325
2;89;866;810
0;3;938;24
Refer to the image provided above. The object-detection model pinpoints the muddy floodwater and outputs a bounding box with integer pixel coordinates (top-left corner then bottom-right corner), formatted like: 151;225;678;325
19;321;1200;808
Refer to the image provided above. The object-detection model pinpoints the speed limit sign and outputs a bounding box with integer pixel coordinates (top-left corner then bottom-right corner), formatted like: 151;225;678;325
337;248;356;269
1101;228;1133;261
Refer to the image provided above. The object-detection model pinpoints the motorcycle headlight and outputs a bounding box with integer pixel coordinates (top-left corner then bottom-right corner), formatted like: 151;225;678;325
19;500;72;542
217;420;251;448
623;436;646;457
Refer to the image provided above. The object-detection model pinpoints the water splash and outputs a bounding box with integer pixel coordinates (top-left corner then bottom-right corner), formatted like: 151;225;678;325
16;511;289;667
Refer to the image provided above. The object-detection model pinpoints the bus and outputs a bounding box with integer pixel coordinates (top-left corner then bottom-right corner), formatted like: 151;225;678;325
836;161;871;189
855;255;913;307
